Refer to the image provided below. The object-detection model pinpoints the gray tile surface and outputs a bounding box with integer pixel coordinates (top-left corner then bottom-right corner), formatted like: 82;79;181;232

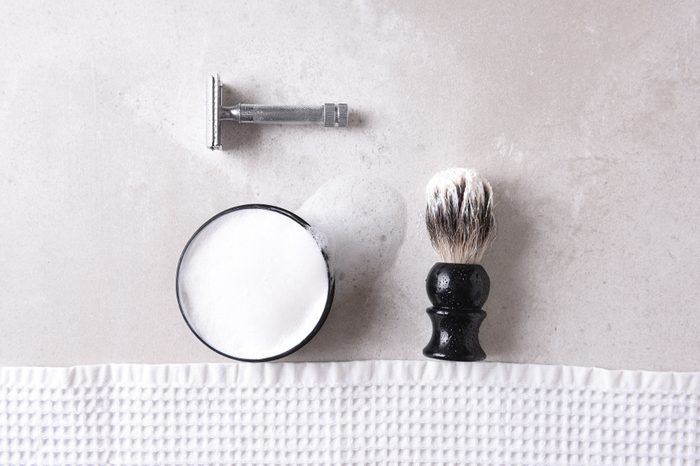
1;1;699;370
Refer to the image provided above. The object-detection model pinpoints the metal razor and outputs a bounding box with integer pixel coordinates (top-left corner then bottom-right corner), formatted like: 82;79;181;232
206;74;349;150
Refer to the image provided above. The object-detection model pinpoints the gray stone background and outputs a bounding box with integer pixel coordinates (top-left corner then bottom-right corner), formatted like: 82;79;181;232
1;1;699;370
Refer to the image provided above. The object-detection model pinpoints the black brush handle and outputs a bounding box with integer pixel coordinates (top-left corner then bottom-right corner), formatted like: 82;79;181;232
423;263;489;361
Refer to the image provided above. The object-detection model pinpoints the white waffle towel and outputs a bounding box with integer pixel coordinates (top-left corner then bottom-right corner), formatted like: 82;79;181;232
0;360;698;465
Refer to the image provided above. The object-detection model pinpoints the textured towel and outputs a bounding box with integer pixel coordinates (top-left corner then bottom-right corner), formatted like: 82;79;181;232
0;360;698;465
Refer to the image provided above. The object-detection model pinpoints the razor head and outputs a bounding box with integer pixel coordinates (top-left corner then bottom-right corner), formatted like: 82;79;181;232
206;74;222;150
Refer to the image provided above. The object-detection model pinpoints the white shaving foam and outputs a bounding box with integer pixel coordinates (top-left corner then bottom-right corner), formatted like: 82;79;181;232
177;208;330;360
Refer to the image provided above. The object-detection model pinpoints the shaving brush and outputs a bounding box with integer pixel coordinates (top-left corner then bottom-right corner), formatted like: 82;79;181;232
423;168;496;361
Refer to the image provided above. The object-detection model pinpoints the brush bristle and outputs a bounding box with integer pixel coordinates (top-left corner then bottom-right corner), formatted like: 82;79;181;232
425;168;495;264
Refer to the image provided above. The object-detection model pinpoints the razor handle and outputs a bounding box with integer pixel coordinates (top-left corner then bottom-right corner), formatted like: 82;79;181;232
423;263;488;361
222;104;348;126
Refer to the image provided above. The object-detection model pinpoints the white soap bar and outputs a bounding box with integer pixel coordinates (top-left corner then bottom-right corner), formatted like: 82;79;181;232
177;206;332;361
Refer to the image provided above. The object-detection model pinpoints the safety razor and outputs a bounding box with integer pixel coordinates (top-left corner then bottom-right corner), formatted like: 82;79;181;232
207;74;349;150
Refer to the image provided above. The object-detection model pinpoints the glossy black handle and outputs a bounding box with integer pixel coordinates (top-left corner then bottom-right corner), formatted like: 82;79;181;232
423;263;489;361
